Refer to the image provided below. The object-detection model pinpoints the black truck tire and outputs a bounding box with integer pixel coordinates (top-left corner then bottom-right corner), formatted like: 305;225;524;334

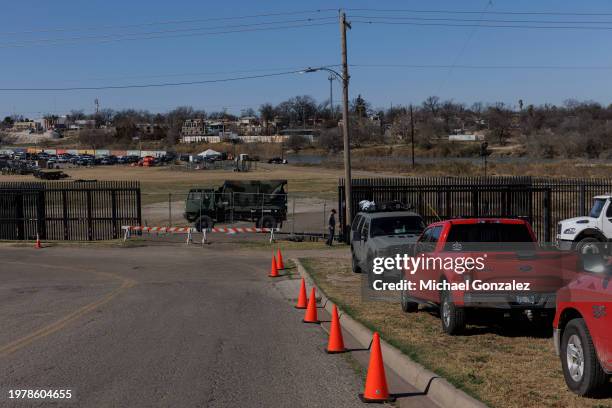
400;289;418;313
440;289;466;335
575;237;602;255
258;215;277;229
195;215;214;232
561;318;608;396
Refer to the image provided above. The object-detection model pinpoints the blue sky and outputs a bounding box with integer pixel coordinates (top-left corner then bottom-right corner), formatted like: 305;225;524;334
2;0;612;118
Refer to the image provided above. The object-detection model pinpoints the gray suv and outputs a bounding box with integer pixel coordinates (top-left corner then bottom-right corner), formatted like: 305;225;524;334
350;211;426;283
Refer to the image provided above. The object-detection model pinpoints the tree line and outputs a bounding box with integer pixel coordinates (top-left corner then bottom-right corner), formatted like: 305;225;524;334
3;96;612;158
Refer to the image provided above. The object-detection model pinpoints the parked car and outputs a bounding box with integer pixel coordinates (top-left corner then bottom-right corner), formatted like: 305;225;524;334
553;250;612;396
140;156;155;167
557;195;612;254
350;210;426;281
100;155;117;165
401;218;578;334
268;157;288;164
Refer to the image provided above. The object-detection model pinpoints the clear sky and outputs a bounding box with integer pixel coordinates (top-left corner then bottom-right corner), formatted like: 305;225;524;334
2;0;612;118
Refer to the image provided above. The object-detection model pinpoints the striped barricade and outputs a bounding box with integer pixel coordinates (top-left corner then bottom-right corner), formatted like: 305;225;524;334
202;227;276;243
122;225;277;244
122;226;194;244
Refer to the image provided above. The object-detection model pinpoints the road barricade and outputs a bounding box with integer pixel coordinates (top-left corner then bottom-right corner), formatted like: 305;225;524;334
121;225;276;244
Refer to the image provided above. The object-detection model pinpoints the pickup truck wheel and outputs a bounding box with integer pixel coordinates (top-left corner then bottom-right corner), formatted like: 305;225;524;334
440;290;466;335
351;253;361;273
400;289;418;313
561;318;608;396
258;215;277;229
575;237;602;255
194;215;213;232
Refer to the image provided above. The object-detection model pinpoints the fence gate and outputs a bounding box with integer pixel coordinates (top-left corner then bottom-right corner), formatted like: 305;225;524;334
339;176;612;243
0;181;141;241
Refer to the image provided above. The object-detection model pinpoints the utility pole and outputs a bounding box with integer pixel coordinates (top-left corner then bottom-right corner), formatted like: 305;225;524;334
328;74;334;120
410;104;415;168
339;10;352;241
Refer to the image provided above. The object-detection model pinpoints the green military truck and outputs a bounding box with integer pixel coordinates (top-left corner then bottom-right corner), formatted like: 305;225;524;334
184;180;288;231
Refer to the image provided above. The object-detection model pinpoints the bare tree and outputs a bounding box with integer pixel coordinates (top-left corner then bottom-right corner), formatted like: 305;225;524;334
423;96;440;116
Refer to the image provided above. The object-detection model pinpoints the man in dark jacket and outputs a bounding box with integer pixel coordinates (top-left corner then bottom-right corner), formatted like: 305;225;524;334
326;209;336;246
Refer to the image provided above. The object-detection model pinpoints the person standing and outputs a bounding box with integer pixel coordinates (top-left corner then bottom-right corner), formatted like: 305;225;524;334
326;209;336;246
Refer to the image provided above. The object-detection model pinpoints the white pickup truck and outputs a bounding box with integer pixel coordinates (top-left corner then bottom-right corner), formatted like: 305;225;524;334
557;195;612;253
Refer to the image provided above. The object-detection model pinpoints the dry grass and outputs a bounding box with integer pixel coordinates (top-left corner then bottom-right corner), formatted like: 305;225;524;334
301;257;612;408
0;163;347;204
310;157;612;178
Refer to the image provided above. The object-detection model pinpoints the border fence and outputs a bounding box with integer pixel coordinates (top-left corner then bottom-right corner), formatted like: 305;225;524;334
338;176;612;242
0;181;141;240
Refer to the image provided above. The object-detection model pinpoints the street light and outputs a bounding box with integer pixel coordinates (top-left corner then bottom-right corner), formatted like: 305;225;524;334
301;67;339;119
302;64;352;241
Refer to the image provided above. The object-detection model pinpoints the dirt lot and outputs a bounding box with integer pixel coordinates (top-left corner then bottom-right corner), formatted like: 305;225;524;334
301;257;612;408
0;163;351;202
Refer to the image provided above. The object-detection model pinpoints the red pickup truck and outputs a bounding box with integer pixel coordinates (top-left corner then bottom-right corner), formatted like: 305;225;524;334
401;218;577;335
553;251;612;396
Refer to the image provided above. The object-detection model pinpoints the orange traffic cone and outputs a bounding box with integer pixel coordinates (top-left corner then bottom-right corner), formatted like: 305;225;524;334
269;255;279;277
276;248;285;269
359;332;395;403
326;305;346;353
302;287;319;323
295;278;308;309
35;234;42;249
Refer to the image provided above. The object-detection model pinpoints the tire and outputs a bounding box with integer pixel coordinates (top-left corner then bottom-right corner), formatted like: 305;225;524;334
194;215;213;232
258;215;277;229
351;252;361;273
400;289;418;313
440;289;466;335
575;237;602;255
561;318;609;396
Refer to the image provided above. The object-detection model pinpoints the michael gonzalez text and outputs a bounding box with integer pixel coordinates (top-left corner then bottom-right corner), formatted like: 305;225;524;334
372;279;531;291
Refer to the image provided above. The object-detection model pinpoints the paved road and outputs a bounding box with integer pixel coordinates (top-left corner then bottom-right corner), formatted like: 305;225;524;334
0;246;364;407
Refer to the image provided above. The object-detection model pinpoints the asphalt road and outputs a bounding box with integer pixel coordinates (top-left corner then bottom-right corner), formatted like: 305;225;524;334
0;246;365;408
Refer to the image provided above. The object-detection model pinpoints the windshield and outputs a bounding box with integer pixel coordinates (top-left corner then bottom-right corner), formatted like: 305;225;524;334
589;198;606;218
370;216;425;237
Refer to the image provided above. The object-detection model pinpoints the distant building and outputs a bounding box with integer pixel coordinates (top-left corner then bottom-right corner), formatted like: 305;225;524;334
182;118;206;136
237;116;262;135
13;121;39;132
181;135;222;143
70;119;95;130
448;134;485;142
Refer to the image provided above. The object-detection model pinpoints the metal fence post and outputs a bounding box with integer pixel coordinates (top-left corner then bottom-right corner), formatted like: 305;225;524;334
579;184;586;216
168;193;172;226
544;189;551;243
292;198;296;235
323;202;326;235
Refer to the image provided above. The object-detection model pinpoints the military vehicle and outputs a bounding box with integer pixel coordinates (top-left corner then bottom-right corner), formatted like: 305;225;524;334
184;180;287;230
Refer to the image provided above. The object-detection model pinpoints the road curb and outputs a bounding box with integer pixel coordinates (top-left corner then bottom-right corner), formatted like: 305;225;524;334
293;258;488;408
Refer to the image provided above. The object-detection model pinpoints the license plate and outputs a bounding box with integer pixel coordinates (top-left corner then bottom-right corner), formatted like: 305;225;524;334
516;295;536;304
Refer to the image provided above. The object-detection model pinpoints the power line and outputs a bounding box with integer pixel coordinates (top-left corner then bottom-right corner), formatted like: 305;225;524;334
351;19;612;30
348;15;612;25
351;63;612;70
0;18;337;48
346;8;612;17
62;64;341;83
0;9;338;36
0;70;307;91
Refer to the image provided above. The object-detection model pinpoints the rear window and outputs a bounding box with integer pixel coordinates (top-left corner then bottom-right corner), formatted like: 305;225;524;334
444;223;534;250
370;216;425;237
